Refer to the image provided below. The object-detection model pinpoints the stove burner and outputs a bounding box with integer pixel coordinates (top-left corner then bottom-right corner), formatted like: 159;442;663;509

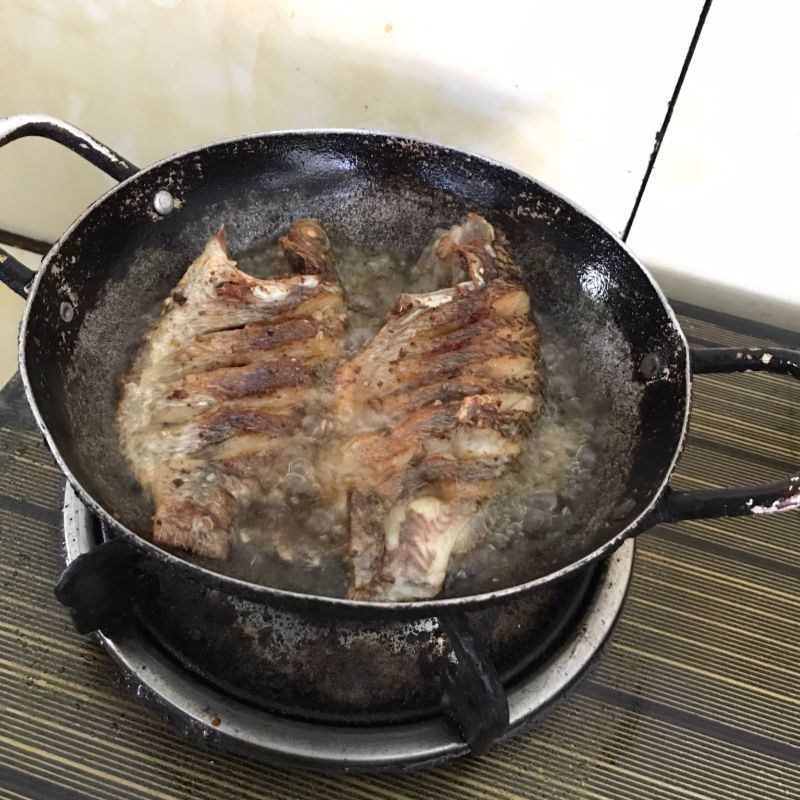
63;484;634;771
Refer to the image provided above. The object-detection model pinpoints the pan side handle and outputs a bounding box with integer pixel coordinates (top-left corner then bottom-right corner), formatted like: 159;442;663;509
0;114;141;297
428;612;509;754
55;535;156;635
657;347;800;523
0;114;139;181
0;251;36;298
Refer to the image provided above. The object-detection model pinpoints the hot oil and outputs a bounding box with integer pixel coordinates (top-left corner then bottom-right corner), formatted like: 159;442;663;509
200;236;623;599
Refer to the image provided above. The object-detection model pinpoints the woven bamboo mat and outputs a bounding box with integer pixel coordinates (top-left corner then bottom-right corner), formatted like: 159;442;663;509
0;302;798;799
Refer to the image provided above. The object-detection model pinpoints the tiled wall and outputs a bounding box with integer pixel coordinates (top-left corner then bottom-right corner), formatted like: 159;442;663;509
0;0;797;386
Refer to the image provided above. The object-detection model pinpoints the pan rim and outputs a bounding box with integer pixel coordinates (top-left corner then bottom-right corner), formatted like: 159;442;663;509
18;127;691;613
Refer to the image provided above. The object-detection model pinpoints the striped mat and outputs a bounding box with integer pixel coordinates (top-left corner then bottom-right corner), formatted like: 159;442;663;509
0;301;798;799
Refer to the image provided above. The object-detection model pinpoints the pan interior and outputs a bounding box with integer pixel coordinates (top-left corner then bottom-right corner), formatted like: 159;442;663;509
23;132;687;597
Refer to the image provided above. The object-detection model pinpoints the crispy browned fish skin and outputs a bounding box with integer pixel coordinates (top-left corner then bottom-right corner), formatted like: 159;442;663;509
334;214;543;601
118;220;344;559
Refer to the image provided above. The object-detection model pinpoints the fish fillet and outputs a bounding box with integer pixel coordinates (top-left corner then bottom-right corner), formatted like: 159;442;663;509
118;220;345;559
330;214;543;600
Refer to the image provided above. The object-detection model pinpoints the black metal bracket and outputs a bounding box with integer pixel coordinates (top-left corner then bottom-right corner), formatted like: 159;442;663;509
434;613;509;755
55;536;156;634
0;227;51;255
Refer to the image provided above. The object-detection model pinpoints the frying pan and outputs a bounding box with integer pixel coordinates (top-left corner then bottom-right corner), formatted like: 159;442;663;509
2;115;799;625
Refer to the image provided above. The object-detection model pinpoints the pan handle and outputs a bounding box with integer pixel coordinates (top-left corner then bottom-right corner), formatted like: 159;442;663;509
55;536;156;634
0;114;141;297
431;612;509;754
0;114;139;182
657;346;800;523
0;250;36;298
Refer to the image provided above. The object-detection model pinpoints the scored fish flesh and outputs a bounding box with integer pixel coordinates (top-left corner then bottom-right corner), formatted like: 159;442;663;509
331;214;543;600
117;220;345;559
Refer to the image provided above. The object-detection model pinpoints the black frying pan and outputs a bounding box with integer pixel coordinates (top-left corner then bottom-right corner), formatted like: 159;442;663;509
2;114;799;626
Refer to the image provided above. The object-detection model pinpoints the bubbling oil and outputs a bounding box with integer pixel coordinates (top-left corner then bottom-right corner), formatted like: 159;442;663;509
191;236;634;598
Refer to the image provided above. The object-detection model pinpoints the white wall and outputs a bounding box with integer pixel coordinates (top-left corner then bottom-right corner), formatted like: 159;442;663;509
0;0;700;236
0;0;796;386
628;0;800;329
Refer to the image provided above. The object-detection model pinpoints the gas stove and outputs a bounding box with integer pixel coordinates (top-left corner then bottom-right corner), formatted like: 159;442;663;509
63;482;634;771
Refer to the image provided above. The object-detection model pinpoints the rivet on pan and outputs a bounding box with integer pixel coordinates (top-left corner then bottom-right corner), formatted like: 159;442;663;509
59;301;74;323
153;190;175;216
639;352;662;381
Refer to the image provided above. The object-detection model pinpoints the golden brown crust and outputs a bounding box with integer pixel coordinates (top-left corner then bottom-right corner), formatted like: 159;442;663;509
279;219;336;282
184;360;311;401
197;408;302;446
